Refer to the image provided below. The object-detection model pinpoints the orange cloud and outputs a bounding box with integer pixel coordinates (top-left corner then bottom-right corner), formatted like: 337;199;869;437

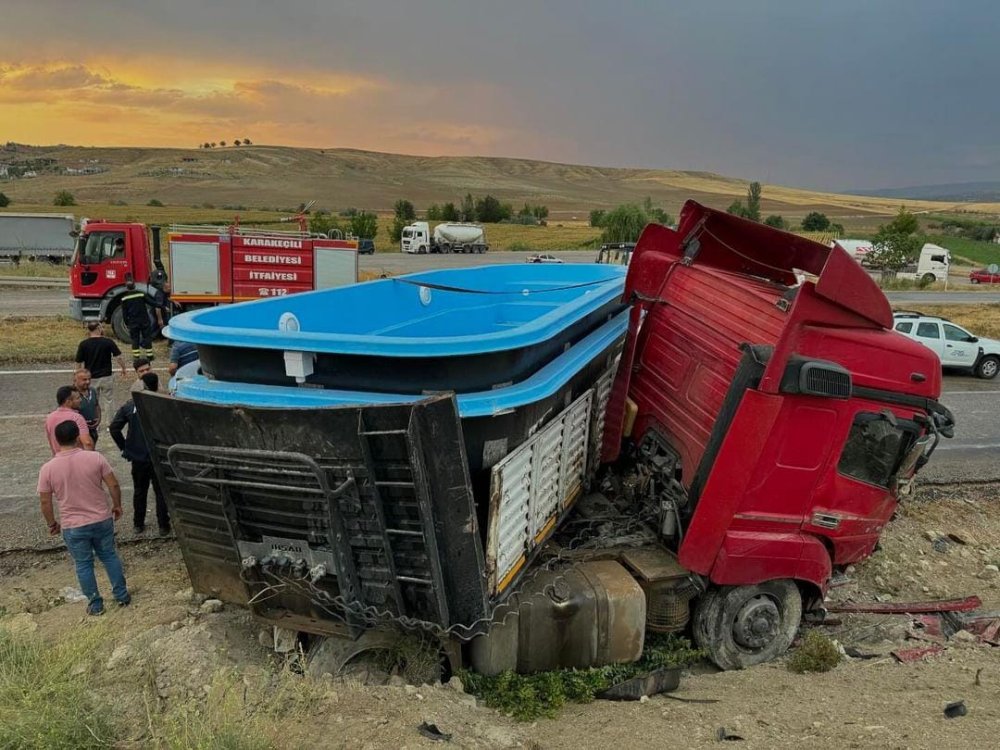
0;59;527;156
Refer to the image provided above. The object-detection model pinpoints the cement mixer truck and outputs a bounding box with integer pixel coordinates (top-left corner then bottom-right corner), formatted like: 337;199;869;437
400;221;488;254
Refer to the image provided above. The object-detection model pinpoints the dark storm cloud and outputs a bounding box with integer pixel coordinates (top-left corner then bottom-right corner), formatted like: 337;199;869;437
3;0;996;190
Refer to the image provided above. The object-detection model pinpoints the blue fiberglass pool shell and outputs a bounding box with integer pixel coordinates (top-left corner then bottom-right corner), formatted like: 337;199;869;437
166;263;626;394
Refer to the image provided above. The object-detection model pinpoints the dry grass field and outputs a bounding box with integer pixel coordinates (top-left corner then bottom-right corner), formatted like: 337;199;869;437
5;144;1000;234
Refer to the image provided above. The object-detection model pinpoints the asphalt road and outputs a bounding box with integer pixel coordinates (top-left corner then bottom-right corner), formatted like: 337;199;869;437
0;366;994;553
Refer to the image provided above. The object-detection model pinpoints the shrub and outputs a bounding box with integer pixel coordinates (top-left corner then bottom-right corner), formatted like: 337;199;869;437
53;190;76;207
601;204;648;243
801;212;831;232
787;630;841;673
0;191;9;207
147;198;164;207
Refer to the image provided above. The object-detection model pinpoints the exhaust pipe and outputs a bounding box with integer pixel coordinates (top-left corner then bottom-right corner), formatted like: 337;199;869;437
150;225;164;273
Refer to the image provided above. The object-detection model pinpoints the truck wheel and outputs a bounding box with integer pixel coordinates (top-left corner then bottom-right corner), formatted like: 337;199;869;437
441;243;451;254
693;580;802;670
109;306;131;343
920;273;936;286
418;245;427;254
975;355;1000;379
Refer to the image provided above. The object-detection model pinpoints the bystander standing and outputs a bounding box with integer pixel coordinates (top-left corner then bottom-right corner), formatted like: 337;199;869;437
37;420;130;615
110;372;170;536
45;386;94;454
75;322;127;418
73;369;101;444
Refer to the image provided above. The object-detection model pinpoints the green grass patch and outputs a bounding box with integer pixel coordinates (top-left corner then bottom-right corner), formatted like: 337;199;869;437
0;316;169;365
0;260;69;279
0;627;118;749
786;630;842;673
460;634;703;721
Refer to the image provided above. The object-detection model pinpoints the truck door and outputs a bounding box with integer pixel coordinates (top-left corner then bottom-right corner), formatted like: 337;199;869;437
920;249;949;281
73;230;129;294
914;321;944;360
941;322;979;367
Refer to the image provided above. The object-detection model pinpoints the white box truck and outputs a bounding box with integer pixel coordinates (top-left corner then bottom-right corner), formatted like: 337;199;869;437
0;212;76;264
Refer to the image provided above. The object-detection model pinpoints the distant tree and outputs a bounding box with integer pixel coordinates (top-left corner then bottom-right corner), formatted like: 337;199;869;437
219;140;227;147
460;193;475;222
589;209;606;228
232;138;240;146
440;202;459;222
243;138;252;146
867;207;922;272
53;190;76;207
801;212;831;231
764;214;786;229
745;181;762;222
531;204;549;221
0;192;9;208
394;199;416;221
210;142;217;148
309;212;340;237
829;223;845;237
389;199;416;243
350;211;379;240
727;200;748;218
601;204;648;244
642;197;673;225
474;194;510;223
147;198;164;207
426;204;442;221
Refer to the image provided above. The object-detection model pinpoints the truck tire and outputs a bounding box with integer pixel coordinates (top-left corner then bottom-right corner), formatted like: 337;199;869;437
975;355;999;380
440;243;451;254
920;273;936;286
109;306;131;343
418;245;427;255
692;580;802;670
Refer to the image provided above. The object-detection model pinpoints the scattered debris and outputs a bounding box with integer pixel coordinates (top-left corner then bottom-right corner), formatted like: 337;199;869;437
843;647;880;660
978;565;999;581
199;598;224;614
943;700;967;719
716;727;745;741
59;586;87;603
891;645;944;663
417;722;452;742
598;667;681;701
826;596;982;614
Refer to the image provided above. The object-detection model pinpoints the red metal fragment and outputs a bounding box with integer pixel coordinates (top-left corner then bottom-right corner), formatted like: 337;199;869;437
826;596;982;614
891;644;945;663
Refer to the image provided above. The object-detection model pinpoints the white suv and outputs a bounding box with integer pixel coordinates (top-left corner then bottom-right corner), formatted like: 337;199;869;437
893;312;1000;379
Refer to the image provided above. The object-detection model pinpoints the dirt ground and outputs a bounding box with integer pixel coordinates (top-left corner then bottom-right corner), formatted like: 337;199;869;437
2;481;999;749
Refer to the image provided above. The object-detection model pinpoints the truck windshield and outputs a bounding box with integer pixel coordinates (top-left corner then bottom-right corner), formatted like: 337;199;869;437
79;232;125;265
837;412;918;488
402;229;413;239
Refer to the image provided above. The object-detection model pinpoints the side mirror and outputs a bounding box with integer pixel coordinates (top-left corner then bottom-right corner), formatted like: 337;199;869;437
966;336;979;343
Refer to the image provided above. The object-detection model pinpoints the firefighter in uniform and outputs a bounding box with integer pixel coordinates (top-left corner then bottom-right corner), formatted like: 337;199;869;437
120;277;156;362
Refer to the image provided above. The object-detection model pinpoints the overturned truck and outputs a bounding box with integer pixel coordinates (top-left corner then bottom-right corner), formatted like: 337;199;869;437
137;201;953;671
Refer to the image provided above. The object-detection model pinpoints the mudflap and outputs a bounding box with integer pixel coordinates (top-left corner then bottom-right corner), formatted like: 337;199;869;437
133;391;488;635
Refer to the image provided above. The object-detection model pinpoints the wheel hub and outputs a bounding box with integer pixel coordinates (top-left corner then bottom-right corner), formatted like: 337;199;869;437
984;360;998;377
732;595;780;650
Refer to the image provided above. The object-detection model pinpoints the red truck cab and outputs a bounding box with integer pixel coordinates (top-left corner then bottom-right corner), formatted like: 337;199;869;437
602;201;953;668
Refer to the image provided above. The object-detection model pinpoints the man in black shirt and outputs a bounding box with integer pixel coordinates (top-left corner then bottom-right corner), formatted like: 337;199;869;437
75;322;127;420
109;372;170;536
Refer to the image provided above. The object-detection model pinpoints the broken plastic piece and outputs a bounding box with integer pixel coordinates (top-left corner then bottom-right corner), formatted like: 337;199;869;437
891;644;944;663
417;722;452;742
944;700;967;719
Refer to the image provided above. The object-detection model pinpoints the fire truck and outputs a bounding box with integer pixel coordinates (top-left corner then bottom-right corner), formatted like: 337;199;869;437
68;221;358;341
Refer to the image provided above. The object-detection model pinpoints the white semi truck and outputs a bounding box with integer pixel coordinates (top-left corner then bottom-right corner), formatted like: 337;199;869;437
0;212;76;264
400;221;488;254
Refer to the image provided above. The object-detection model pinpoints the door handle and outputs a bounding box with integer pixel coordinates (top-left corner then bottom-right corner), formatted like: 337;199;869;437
946;344;953;348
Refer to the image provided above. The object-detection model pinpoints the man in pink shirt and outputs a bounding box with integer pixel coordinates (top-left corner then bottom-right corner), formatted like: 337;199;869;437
37;420;130;615
44;385;94;455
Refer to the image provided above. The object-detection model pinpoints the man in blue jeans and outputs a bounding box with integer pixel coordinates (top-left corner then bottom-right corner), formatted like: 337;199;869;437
37;420;130;615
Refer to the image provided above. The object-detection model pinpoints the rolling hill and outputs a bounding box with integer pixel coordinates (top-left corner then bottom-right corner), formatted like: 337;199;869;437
2;143;1000;227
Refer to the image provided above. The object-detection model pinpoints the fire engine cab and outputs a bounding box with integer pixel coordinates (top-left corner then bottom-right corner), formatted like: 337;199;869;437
69;221;358;341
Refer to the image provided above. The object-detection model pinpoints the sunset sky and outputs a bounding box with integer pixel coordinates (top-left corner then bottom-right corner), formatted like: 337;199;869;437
2;0;998;190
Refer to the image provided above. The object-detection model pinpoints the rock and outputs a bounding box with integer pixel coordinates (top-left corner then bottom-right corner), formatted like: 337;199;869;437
952;630;978;644
874;593;892;602
105;644;131;671
199;598;224;613
192;593;209;606
174;587;193;602
924;530;939;542
445;675;464;693
639;695;649;704
388;675;407;687
258;629;272;648
404;684;419;695
169;620;183;631
874;575;887;588
979;565;999;581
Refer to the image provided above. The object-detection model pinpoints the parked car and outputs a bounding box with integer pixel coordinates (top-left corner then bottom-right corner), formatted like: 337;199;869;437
357;238;376;255
526;253;563;263
893;312;1000;378
969;263;1000;284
